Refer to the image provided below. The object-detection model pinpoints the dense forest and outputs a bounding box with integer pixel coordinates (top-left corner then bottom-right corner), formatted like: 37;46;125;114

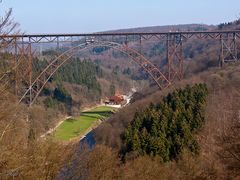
53;59;102;94
33;58;102;96
123;84;208;161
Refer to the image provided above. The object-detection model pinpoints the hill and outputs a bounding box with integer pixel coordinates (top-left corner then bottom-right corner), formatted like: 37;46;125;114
1;20;240;179
88;63;240;178
105;24;215;33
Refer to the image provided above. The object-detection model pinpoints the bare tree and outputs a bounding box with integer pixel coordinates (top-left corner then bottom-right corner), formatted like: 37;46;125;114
0;0;20;78
0;3;26;179
217;112;240;178
0;0;21;137
0;1;19;35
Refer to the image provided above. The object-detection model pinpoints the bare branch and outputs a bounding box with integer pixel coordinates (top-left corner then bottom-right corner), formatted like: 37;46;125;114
0;4;20;35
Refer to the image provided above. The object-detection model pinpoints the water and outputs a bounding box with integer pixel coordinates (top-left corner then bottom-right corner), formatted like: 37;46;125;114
58;131;96;179
79;131;96;149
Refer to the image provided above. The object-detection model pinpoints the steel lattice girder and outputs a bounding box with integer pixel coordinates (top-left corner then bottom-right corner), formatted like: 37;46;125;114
18;41;171;105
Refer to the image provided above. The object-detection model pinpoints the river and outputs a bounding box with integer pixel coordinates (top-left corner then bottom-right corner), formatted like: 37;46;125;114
79;131;95;149
58;92;134;179
78;92;134;148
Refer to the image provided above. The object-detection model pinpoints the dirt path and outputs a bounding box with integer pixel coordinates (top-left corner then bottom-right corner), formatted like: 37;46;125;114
81;104;102;112
40;93;133;141
40;116;72;138
40;104;102;139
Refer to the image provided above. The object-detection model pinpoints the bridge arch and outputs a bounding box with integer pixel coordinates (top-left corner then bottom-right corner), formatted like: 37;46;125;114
19;41;170;105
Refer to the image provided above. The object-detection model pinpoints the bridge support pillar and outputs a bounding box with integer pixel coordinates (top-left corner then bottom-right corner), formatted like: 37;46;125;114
166;34;184;82
220;33;239;67
14;40;33;105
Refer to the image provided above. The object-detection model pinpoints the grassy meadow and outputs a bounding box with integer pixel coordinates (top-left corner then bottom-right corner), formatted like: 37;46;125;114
54;106;116;141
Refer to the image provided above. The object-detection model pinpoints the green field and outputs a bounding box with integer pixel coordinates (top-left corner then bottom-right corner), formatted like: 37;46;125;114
54;106;116;141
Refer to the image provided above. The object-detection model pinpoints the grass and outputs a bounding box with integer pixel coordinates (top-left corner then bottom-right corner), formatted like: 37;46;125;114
54;106;116;141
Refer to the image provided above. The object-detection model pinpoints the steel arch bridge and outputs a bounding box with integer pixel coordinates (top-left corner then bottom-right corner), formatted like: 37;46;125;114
19;41;170;105
0;30;240;105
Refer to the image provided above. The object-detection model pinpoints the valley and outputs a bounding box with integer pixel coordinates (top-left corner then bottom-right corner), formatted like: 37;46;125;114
0;2;240;179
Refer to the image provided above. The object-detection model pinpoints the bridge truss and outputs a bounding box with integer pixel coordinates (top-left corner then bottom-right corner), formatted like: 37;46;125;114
0;30;240;105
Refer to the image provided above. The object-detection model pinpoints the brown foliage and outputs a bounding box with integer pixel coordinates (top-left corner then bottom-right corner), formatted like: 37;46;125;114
66;145;120;180
28;104;61;136
0;89;76;179
65;145;221;180
122;156;168;180
21;140;76;179
92;64;240;179
217;113;240;178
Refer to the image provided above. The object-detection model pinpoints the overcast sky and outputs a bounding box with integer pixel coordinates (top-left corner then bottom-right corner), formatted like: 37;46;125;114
1;0;240;34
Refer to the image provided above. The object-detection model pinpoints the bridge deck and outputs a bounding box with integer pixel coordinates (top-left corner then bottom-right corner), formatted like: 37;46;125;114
1;30;240;38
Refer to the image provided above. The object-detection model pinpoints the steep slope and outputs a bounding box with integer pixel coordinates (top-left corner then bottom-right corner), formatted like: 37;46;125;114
94;64;240;147
88;64;240;178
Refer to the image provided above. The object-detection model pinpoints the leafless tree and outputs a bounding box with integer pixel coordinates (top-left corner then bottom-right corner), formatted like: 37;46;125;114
0;1;19;35
217;112;240;178
0;0;20;138
0;0;20;79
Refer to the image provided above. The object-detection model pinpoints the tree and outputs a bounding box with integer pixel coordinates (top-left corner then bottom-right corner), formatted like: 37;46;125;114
66;145;120;180
123;84;208;161
0;1;21;95
0;0;24;156
109;84;115;96
0;1;20;35
217;113;240;178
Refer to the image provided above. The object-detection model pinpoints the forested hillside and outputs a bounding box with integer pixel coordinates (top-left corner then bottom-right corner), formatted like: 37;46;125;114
90;63;240;179
32;56;134;110
123;84;208;161
106;24;214;33
54;59;102;92
33;57;102;97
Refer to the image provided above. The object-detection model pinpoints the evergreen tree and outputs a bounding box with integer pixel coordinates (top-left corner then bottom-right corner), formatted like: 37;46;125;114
109;84;115;96
123;83;208;162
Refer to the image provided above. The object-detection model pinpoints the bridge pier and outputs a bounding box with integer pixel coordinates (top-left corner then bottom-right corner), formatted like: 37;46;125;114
166;34;184;82
0;36;33;104
220;33;239;67
14;40;33;105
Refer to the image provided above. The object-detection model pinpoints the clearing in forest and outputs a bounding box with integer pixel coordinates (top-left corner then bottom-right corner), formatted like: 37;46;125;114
54;106;115;141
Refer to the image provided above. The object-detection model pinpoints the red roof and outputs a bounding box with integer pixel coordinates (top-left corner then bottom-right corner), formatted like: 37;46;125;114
109;95;124;104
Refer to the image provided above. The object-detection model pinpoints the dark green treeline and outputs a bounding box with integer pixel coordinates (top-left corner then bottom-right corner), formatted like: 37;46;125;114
123;84;208;162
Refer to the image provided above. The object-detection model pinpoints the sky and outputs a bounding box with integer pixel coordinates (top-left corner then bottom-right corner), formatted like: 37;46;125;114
1;0;240;34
